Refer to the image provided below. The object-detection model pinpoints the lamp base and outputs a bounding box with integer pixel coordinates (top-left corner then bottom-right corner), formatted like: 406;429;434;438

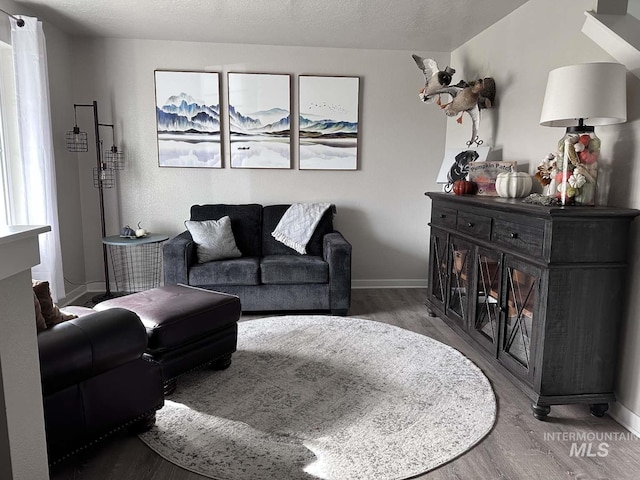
555;127;600;206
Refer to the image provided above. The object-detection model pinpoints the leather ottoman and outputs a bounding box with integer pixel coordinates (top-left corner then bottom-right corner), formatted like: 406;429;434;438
95;284;241;394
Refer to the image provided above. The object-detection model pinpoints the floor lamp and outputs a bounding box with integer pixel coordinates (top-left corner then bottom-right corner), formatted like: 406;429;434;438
66;101;125;301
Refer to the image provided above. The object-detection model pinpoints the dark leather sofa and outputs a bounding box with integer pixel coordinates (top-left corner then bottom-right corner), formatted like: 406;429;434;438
163;204;352;314
38;307;164;463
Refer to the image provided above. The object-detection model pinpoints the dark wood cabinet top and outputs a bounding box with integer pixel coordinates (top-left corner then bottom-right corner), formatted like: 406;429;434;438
425;192;640;219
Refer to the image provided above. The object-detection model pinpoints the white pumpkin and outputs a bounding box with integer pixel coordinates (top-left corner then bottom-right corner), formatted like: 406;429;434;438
495;172;532;198
135;221;147;237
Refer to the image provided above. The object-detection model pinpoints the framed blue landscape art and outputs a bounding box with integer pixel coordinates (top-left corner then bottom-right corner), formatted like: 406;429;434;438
155;70;222;168
227;73;291;169
299;75;360;170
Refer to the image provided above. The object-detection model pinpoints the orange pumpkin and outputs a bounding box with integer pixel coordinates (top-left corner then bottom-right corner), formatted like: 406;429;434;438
453;180;476;195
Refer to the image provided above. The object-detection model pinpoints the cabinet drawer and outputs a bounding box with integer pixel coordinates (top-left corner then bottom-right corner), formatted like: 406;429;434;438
456;212;491;239
431;205;457;228
492;219;545;257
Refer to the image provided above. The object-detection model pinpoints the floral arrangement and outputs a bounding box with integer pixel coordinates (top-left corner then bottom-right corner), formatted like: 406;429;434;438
535;153;557;188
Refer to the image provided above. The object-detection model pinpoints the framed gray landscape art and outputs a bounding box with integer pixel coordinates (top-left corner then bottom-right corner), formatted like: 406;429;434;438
299;75;360;170
155;70;222;168
227;73;291;169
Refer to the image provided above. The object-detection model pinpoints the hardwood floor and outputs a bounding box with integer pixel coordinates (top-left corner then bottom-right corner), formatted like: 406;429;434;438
51;288;640;480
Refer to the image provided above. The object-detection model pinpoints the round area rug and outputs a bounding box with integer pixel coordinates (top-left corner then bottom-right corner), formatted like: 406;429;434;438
139;315;496;480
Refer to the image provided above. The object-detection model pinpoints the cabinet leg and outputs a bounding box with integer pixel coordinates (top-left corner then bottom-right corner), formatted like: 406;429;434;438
532;403;551;421
590;403;609;417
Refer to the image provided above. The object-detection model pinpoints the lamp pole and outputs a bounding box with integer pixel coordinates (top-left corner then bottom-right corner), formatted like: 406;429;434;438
74;100;112;299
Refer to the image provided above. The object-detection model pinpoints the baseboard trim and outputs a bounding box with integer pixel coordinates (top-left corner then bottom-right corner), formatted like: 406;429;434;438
85;281;108;293
352;279;428;289
63;280;427;301
60;281;110;306
608;401;640;439
59;285;87;307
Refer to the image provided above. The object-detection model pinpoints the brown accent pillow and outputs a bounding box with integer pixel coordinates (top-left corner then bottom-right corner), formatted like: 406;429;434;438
32;280;77;328
33;291;47;332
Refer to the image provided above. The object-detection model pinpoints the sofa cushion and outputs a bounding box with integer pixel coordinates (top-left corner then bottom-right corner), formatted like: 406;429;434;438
190;204;263;257
188;257;260;286
185;217;242;263
261;255;329;284
262;204;334;256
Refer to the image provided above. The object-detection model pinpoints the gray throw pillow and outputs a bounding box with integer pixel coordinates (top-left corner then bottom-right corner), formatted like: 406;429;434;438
185;217;242;263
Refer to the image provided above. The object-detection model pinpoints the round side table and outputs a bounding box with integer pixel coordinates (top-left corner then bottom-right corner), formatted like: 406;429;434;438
102;233;169;293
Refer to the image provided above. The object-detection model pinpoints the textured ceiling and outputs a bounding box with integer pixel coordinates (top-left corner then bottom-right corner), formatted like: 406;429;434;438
13;0;529;51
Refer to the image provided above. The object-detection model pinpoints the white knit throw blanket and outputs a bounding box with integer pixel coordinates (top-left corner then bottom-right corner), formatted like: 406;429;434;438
271;203;332;254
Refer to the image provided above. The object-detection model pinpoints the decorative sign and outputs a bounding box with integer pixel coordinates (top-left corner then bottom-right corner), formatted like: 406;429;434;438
468;161;517;196
437;147;491;192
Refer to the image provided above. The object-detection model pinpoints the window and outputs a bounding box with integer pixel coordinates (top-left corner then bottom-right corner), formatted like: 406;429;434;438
0;99;9;225
0;40;22;227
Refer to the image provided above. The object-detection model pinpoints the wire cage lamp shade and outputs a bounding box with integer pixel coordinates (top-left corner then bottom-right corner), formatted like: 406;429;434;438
93;164;115;188
65;126;88;152
104;145;125;170
66;106;89;152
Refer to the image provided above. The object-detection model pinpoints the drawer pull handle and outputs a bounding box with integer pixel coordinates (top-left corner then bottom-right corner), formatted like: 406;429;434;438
510;232;519;239
440;214;446;218
467;222;474;228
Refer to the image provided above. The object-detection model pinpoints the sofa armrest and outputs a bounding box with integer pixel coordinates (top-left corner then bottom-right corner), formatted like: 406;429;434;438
38;308;147;395
323;231;352;315
163;231;196;285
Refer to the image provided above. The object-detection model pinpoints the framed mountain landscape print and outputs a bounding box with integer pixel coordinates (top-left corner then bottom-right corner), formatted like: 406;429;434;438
154;70;222;168
299;75;360;170
227;73;291;169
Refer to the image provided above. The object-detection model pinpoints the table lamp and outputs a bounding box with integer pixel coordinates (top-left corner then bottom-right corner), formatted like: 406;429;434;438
540;62;627;205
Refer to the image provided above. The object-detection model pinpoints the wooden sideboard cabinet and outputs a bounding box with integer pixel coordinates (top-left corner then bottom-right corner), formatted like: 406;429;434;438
425;192;640;420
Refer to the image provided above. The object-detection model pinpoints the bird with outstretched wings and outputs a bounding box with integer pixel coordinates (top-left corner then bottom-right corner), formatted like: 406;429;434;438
412;54;496;147
412;54;455;104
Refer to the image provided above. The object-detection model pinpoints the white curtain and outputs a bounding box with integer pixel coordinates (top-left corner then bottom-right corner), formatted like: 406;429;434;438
11;16;65;301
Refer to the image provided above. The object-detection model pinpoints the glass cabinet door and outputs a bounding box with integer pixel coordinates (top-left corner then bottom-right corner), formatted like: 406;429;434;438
470;248;501;355
447;237;471;327
428;230;448;311
499;258;541;383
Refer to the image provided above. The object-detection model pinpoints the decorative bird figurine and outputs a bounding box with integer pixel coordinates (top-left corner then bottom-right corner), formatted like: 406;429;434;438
431;79;486;146
412;54;456;104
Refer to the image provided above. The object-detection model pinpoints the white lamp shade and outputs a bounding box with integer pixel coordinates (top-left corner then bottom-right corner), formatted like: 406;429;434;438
540;62;627;127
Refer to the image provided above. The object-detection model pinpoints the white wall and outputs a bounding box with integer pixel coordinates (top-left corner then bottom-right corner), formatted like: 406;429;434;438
69;38;450;288
448;0;640;432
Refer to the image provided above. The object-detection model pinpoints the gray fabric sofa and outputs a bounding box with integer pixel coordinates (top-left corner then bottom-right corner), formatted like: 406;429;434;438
163;204;352;315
